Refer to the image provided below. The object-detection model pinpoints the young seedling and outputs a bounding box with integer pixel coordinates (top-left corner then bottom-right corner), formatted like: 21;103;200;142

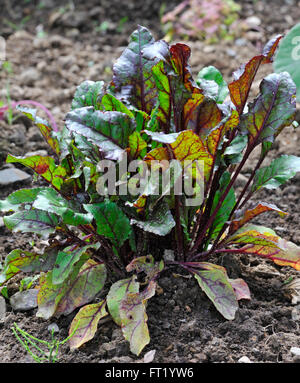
1;26;300;356
11;321;78;363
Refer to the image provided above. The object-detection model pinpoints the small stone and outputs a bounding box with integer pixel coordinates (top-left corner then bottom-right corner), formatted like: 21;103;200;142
203;45;215;53
10;289;38;311
65;28;80;38
163;249;175;262
0;217;4;228
61;11;89;28
245;16;261;28
235;174;248;188
111;356;133;363
111;328;123;341
226;48;236;57
238;356;253;363
19;68;40;86
25;150;48;157
179;319;196;334
291;347;300;356
48;323;59;334
291;306;300;321
144;349;156;363
194;352;208;362
235;38;247;47
102;342;118;358
0;167;31;187
0;296;6;320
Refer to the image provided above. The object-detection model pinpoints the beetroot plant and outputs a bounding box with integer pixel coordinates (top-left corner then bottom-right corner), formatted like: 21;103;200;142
1;26;300;356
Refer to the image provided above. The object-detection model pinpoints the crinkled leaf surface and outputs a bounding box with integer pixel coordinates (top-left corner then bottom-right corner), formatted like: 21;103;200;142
65;107;135;160
100;93;135;118
169;130;213;181
111;25;169;114
196;65;229;103
71;80;104;110
84;201;131;248
187;98;222;138
107;276;139;326
131;200;175;236
240;72;296;145
33;188;92;226
69;300;108;350
190;262;238;320
120;280;156;356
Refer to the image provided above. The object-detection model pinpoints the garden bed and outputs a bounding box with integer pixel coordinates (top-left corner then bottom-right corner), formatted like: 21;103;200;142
1;0;300;363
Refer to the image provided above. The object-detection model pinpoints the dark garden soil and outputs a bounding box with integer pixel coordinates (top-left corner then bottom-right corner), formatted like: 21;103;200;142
1;0;300;364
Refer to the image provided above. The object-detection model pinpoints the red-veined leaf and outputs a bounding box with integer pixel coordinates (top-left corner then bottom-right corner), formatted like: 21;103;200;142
69;300;108;350
228;35;282;114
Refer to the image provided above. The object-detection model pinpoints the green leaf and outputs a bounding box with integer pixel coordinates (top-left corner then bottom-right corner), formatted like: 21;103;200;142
131;200;175;236
33;188;93;226
224;135;247;156
225;226;281;248
69;300;108;350
0;246;58;285
240;72;296;145
3;209;60;238
6;154;67;191
106;276;139;326
196;65;229;103
100;93;134;118
0;187;48;212
151;60;172;133
52;243;100;285
37;259;106;319
65;107;135;160
252;155;300;192
71;80;104;110
143;129;179;144
191;262;239;320
111;25;169;114
128;131;147;158
17;106;60;155
120;280;156;356
209;172;236;240
274;23;300;101
84;201;132;248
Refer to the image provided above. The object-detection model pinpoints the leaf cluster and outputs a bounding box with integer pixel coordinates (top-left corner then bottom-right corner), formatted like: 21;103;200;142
1;26;300;355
